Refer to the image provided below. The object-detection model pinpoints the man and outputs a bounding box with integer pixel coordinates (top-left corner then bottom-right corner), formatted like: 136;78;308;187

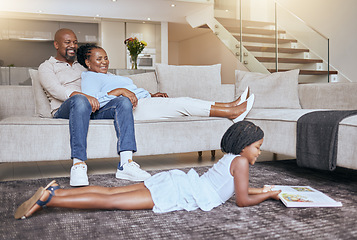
38;28;150;186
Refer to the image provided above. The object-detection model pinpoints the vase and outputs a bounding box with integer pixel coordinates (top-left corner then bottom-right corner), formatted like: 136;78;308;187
131;54;138;69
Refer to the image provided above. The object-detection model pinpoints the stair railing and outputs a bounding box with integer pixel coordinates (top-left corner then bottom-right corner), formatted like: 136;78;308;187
210;0;270;73
214;0;331;82
274;1;330;82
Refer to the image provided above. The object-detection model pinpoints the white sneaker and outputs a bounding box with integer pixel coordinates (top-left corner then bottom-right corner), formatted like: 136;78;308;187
70;163;89;187
116;160;151;181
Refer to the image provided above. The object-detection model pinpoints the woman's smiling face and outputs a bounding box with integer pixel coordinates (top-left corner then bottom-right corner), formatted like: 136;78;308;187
86;48;109;74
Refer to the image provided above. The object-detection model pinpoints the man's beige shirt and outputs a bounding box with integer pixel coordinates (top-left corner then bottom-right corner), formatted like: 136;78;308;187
38;56;86;114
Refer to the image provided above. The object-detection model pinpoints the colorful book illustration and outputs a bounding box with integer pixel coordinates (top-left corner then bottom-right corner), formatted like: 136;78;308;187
270;185;342;208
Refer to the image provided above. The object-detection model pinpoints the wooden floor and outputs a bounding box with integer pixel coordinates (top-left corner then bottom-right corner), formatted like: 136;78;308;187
0;151;284;182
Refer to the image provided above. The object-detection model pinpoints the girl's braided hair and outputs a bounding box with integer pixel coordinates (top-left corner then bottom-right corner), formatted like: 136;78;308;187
221;121;264;155
77;43;102;69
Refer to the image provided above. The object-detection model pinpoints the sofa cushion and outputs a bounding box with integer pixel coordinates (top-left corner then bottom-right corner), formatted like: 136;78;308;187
235;69;301;109
245;108;319;157
127;72;158;94
29;69;52;118
246;108;320;122
0;116;232;162
0;86;35;119
155;63;221;101
298;82;357;110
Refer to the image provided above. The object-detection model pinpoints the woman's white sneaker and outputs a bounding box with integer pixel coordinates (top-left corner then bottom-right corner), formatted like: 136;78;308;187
116;160;151;181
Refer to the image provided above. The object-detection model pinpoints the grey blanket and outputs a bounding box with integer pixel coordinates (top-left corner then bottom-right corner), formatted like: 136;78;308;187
296;110;357;171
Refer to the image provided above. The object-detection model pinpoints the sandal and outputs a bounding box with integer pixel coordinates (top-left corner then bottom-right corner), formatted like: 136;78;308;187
47;182;60;195
14;180;59;220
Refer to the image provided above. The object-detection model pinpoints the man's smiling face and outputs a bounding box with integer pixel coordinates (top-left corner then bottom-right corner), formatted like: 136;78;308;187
54;30;78;62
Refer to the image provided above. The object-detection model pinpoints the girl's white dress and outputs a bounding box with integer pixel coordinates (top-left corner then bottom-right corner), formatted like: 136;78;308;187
144;153;237;213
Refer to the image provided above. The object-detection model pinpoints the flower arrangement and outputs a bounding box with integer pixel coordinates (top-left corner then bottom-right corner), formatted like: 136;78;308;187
124;37;147;69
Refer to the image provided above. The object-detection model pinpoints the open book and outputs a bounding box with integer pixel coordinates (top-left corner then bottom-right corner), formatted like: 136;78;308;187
270;185;342;208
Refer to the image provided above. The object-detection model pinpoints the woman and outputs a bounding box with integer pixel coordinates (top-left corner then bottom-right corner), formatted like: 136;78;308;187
15;121;280;219
77;44;254;122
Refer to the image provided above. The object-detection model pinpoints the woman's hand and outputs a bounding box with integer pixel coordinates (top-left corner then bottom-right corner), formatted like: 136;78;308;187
120;89;138;108
150;92;168;98
108;88;138;108
85;95;100;112
70;91;100;112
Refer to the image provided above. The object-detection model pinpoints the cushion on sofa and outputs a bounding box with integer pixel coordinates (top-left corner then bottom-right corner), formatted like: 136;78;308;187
29;69;52;118
235;69;301;109
155;63;221;101
127;72;158;94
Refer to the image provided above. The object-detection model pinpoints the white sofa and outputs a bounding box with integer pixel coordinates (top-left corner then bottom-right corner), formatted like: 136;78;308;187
234;70;357;170
0;64;234;163
1;65;357;170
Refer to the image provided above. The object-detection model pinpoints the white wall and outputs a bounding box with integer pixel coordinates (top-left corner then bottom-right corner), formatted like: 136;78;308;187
100;21;126;69
160;22;168;64
277;0;357;82
169;30;248;84
168;41;179;65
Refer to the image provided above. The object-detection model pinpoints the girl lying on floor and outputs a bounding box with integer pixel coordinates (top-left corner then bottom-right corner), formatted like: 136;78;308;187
15;121;281;219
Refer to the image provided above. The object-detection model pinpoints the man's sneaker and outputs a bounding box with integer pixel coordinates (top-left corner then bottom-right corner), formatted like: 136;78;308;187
70;162;89;187
116;160;151;181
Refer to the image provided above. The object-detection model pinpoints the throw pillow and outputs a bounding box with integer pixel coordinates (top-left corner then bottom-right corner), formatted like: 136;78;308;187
155;63;221;101
235;69;301;109
29;69;52;118
127;72;158;94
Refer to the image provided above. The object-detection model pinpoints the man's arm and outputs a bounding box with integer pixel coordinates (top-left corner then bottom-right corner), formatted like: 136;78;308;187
38;62;73;102
38;62;99;112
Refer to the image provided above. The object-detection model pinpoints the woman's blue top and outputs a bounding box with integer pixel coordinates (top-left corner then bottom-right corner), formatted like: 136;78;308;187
81;71;151;108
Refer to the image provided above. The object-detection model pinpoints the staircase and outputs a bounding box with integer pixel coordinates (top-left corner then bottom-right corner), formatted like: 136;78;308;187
186;1;339;83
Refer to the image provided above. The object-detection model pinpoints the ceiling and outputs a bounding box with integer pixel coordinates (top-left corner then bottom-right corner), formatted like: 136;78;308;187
1;0;212;23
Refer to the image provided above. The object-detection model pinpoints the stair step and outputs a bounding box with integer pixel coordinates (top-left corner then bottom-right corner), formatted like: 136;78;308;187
245;46;309;54
225;27;285;36
216;17;274;28
233;35;297;44
256;57;322;64
198;24;210;29
268;69;338;75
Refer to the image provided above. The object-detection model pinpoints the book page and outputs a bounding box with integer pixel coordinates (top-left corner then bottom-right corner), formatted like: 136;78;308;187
269;185;342;207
